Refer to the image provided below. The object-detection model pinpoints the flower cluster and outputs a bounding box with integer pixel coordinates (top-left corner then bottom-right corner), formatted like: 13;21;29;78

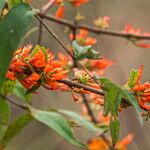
127;65;150;110
7;45;70;91
124;24;150;48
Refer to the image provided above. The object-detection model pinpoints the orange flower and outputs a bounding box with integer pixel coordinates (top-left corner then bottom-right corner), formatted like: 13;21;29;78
58;52;69;66
55;5;65;18
70;29;97;46
82;58;114;75
124;24;150;49
48;0;63;5
29;50;46;68
6;71;16;80
91;58;114;70
115;134;133;150
85;37;97;45
49;0;89;19
20;78;37;90
71;0;89;6
46;80;68;90
19;73;41;90
88;137;109;150
124;24;141;35
10;60;26;73
44;55;69;90
135;42;150;49
7;45;69;91
30;73;41;81
129;65;150;110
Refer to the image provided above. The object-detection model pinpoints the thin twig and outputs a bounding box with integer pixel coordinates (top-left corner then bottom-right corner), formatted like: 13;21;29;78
37;1;55;44
0;95;27;110
35;15;75;58
82;94;97;123
38;13;150;40
37;18;43;44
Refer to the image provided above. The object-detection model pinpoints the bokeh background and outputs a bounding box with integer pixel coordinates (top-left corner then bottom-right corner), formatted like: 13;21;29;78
7;0;150;149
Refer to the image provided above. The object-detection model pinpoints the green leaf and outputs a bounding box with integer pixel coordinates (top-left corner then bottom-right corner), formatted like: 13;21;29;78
7;0;29;8
0;3;35;89
30;108;85;148
100;78;142;143
120;88;142;124
58;109;104;134
100;78;121;117
104;90;119;117
127;69;139;88
0;113;33;147
100;78;142;123
0;0;5;13
72;40;99;60
13;81;32;102
110;117;120;145
0;97;10;141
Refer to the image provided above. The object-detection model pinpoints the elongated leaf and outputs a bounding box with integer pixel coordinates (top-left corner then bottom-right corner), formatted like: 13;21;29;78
120;88;142;124
100;78;142;122
127;69;139;88
0;113;33;147
110;117;120;145
0;3;35;89
100;78;142;144
58;109;104;134
104;91;117;117
31;108;85;148
100;78;121;117
0;97;10;140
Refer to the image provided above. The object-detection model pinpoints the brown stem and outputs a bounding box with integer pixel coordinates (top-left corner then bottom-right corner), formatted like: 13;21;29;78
37;18;43;44
59;79;104;95
82;94;97;123
38;13;150;40
37;1;55;44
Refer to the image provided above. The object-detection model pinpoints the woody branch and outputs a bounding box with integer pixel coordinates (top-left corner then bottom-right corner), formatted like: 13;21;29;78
38;13;150;40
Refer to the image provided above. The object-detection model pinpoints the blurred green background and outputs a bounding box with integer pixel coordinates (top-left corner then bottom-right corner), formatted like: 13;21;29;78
7;0;150;149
